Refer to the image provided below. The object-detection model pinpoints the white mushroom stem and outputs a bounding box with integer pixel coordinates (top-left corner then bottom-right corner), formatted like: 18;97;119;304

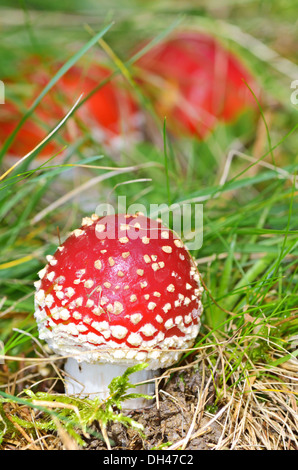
64;358;157;409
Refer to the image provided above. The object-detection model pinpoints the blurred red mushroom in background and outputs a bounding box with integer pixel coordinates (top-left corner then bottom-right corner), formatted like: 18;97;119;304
134;31;260;139
0;58;141;161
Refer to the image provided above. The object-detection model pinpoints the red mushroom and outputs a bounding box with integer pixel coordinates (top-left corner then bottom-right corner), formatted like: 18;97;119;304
0;59;141;161
34;213;203;408
135;31;259;139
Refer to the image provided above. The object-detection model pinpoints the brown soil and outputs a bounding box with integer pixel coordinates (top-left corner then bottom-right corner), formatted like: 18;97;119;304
85;366;222;450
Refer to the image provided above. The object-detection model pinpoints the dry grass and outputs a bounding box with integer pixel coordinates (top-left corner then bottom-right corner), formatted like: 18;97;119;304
1;327;297;450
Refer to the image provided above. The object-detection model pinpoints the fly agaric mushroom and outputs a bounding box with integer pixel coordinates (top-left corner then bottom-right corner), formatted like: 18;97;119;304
135;31;259;139
0;59;141;162
34;213;203;408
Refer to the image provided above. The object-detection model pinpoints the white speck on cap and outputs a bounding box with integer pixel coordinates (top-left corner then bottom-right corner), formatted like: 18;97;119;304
35;289;45;306
66;287;75;298
51;307;60;320
148;302;156;311
92;307;103;316
95;224;105;233
162;303;171;313
110;325;128;339
87;332;104;344
86;299;94;308
60;309;71;321
127;332;142;346
130;313;143;324
165;319;174;329
136;352;147;361
113;350;126;360
84;280;94;289
45;294;54;307
83;316;92;324
73;229;84;237
140;323;157;337
68;323;79;336
34;280;42;290
119;236;129;244
38;268;47;280
166;284;175;293
113;301;124;315
82;217;93;227
151;263;159;271
100;296;108;306
73;311;82;320
75;297;83;307
107;304;114;313
92;320;109;332
161;231;169;239
94;260;102;270
162;245;172;253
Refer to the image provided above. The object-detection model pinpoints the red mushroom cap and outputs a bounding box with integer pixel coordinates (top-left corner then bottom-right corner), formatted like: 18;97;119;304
0;59;141;160
34;214;203;368
135;31;259;139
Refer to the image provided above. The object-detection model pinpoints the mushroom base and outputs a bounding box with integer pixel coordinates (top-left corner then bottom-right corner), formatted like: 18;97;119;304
64;358;157;409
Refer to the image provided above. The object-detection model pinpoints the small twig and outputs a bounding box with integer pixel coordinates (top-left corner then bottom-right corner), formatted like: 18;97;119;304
5;414;39;450
180;389;202;451
100;422;111;450
52;416;79;450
